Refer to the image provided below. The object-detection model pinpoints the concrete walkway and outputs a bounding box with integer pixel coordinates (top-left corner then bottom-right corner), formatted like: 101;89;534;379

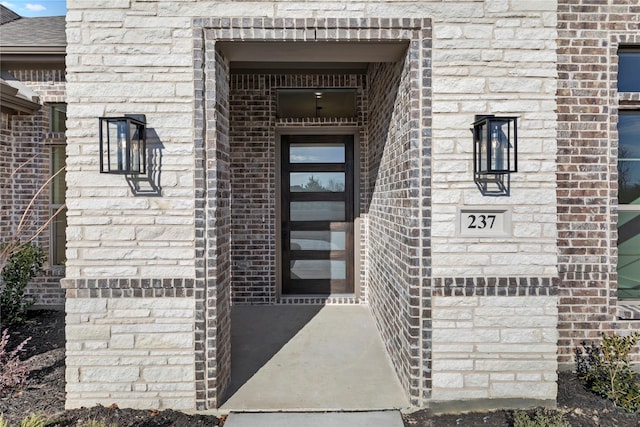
223;410;405;427
219;304;409;411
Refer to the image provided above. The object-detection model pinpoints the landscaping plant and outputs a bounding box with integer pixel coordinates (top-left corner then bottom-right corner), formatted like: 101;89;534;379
0;242;46;325
512;409;570;427
0;329;31;397
575;331;640;412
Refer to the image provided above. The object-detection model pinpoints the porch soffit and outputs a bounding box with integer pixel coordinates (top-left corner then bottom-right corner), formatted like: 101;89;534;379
216;41;409;71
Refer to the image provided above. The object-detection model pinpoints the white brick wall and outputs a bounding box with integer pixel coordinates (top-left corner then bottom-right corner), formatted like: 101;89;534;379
432;296;558;402
430;7;558;277
65;298;196;410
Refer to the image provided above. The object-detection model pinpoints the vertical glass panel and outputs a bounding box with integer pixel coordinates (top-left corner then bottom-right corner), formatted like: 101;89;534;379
51;146;66;204
618;112;640;204
618;161;640;204
291;231;346;251
290;143;344;163
277;89;357;118
618;211;640;299
290;201;345;221
50;104;67;132
290;260;346;280
290;173;345;192
476;121;487;173
51;207;67;265
490;121;509;172
618;49;640;92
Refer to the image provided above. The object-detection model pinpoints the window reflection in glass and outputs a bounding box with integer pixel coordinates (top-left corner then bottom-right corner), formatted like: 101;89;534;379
618;211;640;299
290;201;345;221
290;173;345;192
290;143;345;163
290;260;346;280
291;231;346;251
618;49;640;92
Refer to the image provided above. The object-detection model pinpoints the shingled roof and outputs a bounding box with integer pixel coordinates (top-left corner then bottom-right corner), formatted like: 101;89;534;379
0;4;21;25
0;5;66;59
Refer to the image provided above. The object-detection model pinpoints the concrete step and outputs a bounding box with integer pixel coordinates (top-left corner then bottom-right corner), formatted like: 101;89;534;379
223;410;405;427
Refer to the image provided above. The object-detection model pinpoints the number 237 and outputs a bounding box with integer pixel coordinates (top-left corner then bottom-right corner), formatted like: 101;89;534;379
466;214;496;229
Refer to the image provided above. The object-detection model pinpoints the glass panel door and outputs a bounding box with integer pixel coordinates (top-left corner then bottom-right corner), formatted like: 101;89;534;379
281;134;354;295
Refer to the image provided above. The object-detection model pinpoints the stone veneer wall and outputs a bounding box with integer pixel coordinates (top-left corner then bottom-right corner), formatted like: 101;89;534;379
66;0;563;411
431;284;558;408
557;0;640;363
0;68;66;308
65;297;196;410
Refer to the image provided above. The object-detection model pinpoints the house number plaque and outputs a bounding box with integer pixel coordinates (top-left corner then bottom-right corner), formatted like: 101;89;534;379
458;208;511;237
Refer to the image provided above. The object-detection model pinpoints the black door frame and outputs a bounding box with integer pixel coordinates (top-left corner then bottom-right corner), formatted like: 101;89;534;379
276;128;360;298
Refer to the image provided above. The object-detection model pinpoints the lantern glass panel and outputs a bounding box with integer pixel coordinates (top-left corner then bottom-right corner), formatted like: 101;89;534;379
489;120;511;173
476;120;488;173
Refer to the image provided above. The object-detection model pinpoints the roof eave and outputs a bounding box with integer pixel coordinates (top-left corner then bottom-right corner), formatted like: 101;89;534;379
0;81;41;114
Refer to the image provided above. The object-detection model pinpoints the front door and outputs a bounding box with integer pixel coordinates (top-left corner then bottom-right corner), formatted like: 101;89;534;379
281;134;354;295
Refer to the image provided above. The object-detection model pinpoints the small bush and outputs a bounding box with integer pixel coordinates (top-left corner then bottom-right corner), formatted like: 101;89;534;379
0;415;9;427
0;329;31;397
575;331;640;412
18;414;47;427
0;242;45;324
513;409;570;427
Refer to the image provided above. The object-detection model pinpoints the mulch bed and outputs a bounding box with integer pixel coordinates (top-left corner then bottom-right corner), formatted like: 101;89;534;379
1;310;639;426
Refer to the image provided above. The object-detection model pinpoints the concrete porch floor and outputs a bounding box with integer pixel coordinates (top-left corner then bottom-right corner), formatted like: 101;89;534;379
219;304;409;411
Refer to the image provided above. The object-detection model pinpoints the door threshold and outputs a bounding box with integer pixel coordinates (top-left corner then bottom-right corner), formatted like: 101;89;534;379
278;294;361;305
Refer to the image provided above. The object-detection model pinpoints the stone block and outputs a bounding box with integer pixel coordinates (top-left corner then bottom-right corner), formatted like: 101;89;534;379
433;373;464;389
143;366;195;383
81;366;139;383
67;325;111;341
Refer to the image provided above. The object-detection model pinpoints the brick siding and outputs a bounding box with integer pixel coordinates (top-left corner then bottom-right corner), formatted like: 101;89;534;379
0;68;66;308
557;0;640;363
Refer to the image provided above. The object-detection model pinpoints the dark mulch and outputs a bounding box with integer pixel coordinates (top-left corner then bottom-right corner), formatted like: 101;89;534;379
2;310;640;426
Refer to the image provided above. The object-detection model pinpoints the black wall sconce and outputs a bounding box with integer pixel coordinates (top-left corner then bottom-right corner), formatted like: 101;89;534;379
99;114;146;174
472;115;517;196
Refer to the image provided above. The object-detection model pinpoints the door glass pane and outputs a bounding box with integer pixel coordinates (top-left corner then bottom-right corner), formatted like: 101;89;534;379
290;260;346;280
290;172;345;192
290;143;344;163
618;211;640;299
291;231;346;251
291;201;345;221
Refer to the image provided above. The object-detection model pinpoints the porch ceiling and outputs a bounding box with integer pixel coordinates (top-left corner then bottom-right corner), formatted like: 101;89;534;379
217;41;409;71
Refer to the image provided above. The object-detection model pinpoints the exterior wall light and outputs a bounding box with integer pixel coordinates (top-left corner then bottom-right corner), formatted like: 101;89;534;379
99;114;146;174
472;115;517;196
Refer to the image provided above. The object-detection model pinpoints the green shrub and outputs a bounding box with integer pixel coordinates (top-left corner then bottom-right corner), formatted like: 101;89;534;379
575;331;640;412
513;409;570;427
0;242;45;324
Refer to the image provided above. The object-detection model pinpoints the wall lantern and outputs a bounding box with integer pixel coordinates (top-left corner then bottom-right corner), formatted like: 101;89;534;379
472;115;517;196
99;114;146;174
